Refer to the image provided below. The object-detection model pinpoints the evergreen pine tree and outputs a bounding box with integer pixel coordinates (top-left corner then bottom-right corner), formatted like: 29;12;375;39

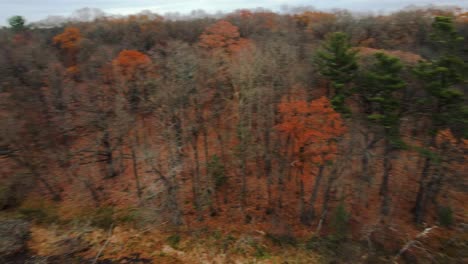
414;16;466;136
413;16;467;224
360;52;406;146
359;52;406;215
315;32;358;116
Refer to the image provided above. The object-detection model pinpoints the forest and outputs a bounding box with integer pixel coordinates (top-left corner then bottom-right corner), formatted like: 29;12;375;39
0;6;467;264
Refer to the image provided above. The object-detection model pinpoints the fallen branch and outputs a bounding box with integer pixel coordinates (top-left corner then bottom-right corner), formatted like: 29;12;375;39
393;226;437;262
92;223;114;264
316;209;328;234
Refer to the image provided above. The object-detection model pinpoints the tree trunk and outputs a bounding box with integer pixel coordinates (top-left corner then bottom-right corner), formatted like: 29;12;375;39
299;178;307;224
131;145;143;206
307;164;325;221
316;174;334;234
166;114;185;225
83;179;101;206
413;156;431;224
102;131;117;178
26;164;61;201
263;124;273;208
413;135;436;224
380;138;392;216
362;132;371;184
240;150;248;211
35;171;61;201
191;129;202;221
316;163;341;233
202;125;209;172
216;130;226;165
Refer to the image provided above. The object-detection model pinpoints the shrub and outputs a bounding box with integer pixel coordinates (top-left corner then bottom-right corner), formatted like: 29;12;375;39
19;208;50;223
438;206;454;227
331;202;350;241
166;234;181;248
221;234;236;252
207;155;226;189
266;233;297;247
250;241;270;259
306;236;339;253
90;207;114;229
0;185;9;209
306;235;362;262
18;201;58;224
115;207;140;224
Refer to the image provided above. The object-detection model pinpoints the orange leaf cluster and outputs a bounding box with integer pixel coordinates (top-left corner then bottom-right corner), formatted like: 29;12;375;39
456;12;468;23
356;47;423;64
66;66;79;78
294;11;336;30
53;27;82;51
436;129;457;148
434;129;467;181
112;50;152;79
276;96;346;165
199;20;252;55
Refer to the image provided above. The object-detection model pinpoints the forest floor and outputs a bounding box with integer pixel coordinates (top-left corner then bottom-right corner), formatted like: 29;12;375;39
2;199;467;264
3;207;465;264
4;201;459;264
2;221;327;264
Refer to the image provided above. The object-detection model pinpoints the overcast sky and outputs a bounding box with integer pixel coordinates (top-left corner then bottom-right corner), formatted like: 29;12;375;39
1;0;467;25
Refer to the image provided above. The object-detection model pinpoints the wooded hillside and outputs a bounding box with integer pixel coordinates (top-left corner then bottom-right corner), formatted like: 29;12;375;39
0;7;467;263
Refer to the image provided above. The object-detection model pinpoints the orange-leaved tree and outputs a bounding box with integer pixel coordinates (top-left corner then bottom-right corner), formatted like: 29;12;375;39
53;27;81;50
294;11;336;31
276;96;346;165
199;20;252;56
112;50;152;80
276;96;347;222
53;27;82;67
111;50;153;111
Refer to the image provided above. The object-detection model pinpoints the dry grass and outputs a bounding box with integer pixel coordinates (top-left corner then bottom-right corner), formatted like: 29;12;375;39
27;223;325;263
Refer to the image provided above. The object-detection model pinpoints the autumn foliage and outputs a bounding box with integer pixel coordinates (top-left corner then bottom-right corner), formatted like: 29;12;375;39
53;27;82;67
199;20;252;55
112;50;152;79
294;11;336;31
1;7;467;263
276;97;346;165
53;27;82;51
